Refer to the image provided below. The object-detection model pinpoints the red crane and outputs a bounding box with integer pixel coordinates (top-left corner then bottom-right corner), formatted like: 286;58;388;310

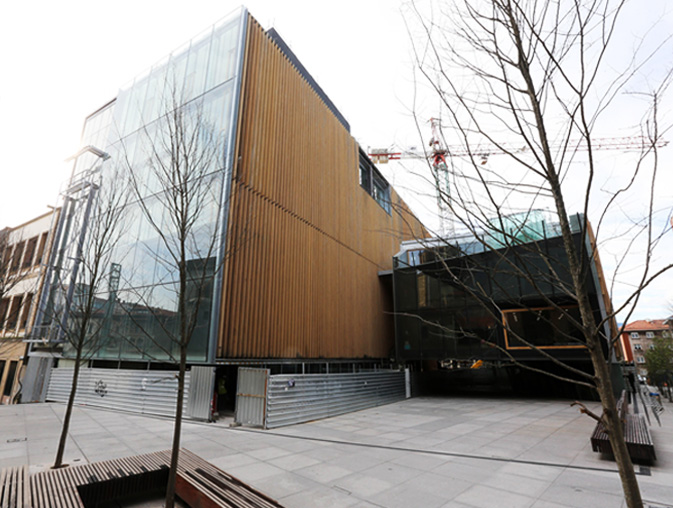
369;119;668;235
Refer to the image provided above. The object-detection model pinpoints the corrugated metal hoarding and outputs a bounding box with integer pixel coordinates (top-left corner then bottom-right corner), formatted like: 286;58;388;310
235;367;269;427
47;367;190;418
186;366;215;421
264;370;406;429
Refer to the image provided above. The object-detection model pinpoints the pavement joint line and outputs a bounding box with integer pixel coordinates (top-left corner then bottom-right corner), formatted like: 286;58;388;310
54;404;87;466
44;403;656;478
229;427;637;476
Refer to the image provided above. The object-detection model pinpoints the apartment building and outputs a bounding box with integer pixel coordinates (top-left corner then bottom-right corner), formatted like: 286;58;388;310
0;210;59;403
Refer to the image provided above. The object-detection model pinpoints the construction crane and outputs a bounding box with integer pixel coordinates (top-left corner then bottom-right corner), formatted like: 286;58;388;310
369;118;669;236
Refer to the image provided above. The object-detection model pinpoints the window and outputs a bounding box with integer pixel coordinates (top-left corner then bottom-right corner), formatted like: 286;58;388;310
2;361;18;397
503;306;585;348
358;150;391;214
408;249;422;266
630;332;640;339
634;344;642;350
637;356;645;363
417;273;427;308
663;330;671;338
35;232;48;266
9;241;24;273
649;344;655;350
372;173;391;213
359;159;371;191
19;293;32;330
22;237;37;270
646;331;654;339
0;298;8;330
5;295;23;331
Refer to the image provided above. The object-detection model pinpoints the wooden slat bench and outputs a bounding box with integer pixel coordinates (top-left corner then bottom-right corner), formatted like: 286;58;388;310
590;391;656;463
16;448;283;508
174;449;284;508
0;465;30;508
623;414;656;462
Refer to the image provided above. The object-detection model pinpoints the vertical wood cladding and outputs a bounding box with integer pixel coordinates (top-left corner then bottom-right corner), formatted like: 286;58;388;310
218;17;424;359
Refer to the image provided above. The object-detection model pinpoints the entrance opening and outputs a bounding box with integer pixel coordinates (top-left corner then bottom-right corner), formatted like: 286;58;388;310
214;365;238;417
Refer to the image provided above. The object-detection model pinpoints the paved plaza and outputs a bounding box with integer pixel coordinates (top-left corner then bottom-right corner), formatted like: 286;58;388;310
1;397;672;507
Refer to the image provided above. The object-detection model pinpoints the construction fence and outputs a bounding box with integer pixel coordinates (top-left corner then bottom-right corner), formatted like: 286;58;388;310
235;368;409;429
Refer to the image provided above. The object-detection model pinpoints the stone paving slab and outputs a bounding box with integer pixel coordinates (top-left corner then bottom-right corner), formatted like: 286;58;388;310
1;397;672;507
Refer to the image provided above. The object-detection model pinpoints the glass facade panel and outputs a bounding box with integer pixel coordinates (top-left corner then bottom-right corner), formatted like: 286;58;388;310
112;88;131;140
62;8;245;364
166;42;190;97
206;18;241;91
394;266;500;362
392;227;601;364
74;102;115;177
503;307;584;348
142;59;169;123
184;37;212;103
123;74;150;137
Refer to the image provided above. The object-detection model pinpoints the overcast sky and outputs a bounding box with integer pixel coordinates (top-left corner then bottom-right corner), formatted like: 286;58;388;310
1;0;671;321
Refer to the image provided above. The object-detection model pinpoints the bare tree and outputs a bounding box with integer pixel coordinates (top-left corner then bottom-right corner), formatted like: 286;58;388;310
121;86;231;508
402;1;672;506
39;161;129;468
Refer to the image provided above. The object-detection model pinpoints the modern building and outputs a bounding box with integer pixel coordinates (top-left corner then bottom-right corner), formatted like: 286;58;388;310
621;319;673;376
0;210;59;403
388;212;621;397
26;8;424;416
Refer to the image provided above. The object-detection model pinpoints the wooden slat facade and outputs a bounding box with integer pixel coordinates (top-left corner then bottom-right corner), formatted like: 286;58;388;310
217;16;424;359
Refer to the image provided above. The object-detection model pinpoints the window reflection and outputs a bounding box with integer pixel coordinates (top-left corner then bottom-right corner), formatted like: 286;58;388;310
62;10;243;364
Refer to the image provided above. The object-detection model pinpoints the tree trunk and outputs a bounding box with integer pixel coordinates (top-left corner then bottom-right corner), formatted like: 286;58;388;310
551;206;642;507
164;345;187;508
53;345;83;469
589;348;643;508
508;8;645;500
550;191;643;507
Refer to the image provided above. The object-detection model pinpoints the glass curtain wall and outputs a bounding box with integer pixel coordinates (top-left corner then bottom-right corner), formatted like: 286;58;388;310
62;9;246;363
393;265;501;362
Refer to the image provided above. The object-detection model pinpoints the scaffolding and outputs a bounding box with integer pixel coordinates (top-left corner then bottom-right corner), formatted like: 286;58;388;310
28;147;109;346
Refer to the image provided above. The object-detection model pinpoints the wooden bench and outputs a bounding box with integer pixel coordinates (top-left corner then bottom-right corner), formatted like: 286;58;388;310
174;449;284;508
590;391;656;463
623;414;656;462
24;448;283;508
0;465;30;508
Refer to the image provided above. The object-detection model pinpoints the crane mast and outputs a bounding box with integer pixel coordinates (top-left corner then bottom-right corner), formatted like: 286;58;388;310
427;118;453;236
